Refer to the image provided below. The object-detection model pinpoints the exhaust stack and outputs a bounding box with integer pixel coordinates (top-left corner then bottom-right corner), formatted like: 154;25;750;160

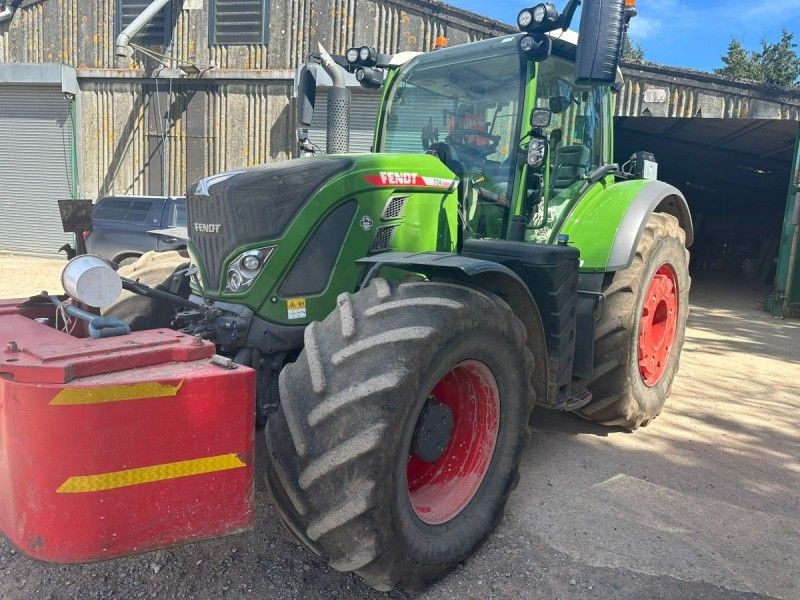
317;43;350;155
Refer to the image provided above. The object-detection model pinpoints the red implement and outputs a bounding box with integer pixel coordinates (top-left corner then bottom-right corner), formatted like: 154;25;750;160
0;300;255;563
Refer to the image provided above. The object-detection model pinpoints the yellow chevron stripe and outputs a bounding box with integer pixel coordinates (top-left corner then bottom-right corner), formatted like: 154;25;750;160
50;381;183;406
57;453;246;493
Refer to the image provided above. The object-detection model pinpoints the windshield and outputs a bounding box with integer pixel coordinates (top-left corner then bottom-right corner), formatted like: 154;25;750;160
381;37;524;202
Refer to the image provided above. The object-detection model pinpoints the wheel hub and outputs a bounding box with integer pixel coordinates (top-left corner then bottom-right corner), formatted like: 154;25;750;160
406;360;500;526
638;264;679;386
410;398;454;464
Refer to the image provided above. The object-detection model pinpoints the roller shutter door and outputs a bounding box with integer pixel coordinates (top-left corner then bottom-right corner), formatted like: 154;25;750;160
0;85;75;254
308;89;381;154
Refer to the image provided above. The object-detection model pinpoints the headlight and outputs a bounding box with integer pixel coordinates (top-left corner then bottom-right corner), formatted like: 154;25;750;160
517;9;533;29
225;246;275;294
527;137;547;168
532;4;548;24
346;47;359;64
359;46;371;62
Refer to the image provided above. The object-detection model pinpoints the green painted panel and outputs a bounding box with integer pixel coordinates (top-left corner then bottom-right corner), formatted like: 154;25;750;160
193;153;458;325
558;179;650;272
772;125;800;315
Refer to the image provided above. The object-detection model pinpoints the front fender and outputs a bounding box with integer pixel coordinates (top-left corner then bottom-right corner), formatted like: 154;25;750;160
560;180;693;272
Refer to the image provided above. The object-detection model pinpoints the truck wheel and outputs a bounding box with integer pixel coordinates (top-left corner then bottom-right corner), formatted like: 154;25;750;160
576;213;690;429
265;278;534;591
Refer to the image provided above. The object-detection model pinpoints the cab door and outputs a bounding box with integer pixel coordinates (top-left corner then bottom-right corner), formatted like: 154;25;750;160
525;54;609;244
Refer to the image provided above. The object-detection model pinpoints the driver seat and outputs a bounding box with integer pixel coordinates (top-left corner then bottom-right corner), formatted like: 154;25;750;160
551;145;590;196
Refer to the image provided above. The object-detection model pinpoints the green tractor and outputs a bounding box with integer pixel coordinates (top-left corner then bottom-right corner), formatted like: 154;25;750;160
119;0;692;590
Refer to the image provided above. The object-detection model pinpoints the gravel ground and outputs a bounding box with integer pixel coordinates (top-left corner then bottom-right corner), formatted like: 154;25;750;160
0;255;797;600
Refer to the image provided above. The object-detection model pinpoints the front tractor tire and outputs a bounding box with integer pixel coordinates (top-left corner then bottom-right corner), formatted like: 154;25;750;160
265;278;534;591
577;213;691;430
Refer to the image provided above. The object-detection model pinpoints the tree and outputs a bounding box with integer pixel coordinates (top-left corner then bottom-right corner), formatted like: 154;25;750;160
715;30;800;87
622;36;645;63
716;38;760;81
758;30;800;87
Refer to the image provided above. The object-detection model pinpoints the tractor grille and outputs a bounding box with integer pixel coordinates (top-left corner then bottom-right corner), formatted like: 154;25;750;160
187;158;353;290
381;195;408;220
370;225;398;253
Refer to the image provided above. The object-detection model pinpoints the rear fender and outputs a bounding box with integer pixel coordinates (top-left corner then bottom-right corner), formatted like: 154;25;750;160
561;180;693;272
357;252;550;407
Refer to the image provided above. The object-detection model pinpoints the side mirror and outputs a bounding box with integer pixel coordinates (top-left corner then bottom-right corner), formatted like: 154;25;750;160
527;136;548;168
575;0;626;86
531;108;552;129
297;65;317;127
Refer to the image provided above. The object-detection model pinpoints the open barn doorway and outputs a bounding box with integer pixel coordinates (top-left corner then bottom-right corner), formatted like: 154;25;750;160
615;118;797;306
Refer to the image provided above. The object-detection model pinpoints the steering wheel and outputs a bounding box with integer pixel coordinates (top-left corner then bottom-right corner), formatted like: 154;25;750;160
447;129;501;154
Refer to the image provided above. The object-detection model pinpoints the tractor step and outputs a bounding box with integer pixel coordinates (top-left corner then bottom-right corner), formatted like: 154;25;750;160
552;386;593;412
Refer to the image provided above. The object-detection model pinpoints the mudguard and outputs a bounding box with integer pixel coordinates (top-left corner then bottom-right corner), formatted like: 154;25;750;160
560;179;693;272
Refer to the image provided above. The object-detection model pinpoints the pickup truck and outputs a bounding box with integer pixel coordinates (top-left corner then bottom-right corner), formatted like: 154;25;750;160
85;196;186;265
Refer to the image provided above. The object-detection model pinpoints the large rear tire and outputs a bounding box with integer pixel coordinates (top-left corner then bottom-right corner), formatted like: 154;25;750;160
265;278;535;591
576;213;690;429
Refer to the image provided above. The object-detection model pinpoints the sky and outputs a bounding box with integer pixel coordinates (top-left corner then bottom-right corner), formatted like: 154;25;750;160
447;0;800;72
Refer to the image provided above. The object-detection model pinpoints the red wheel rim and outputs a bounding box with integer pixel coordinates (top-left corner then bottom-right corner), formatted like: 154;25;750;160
638;264;679;386
407;360;500;525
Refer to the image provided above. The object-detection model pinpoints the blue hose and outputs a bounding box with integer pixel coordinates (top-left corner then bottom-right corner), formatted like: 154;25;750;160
49;296;131;339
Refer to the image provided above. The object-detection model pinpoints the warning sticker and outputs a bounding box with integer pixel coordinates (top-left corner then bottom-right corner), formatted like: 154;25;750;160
287;298;307;320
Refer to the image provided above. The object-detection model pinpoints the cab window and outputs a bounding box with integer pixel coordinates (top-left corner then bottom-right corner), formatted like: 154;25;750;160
529;56;606;236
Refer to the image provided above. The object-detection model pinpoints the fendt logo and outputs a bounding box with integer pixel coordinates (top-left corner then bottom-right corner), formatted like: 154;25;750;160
364;172;458;190
378;172;419;185
194;223;222;234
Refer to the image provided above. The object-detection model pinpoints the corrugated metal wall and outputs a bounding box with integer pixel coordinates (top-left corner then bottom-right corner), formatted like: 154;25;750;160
0;0;509;199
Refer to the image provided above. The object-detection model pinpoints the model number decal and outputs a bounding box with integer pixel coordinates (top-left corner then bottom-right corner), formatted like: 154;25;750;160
364;173;457;190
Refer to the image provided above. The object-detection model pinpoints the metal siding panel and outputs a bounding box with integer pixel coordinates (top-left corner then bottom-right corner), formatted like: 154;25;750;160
0;86;74;254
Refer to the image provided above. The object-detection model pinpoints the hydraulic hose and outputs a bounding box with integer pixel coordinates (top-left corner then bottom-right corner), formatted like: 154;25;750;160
49;296;131;339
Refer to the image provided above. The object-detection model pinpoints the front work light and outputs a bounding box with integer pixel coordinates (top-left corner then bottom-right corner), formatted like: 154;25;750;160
519;34;552;61
346;47;360;64
518;2;560;31
355;67;384;89
517;8;533;29
358;46;378;66
225;246;276;294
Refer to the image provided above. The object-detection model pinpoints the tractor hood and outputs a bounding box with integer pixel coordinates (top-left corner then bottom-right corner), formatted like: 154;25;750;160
187;157;354;289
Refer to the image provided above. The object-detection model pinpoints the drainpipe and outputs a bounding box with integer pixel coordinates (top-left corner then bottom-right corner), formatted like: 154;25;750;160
0;1;23;25
782;189;800;317
114;0;171;63
317;42;350;154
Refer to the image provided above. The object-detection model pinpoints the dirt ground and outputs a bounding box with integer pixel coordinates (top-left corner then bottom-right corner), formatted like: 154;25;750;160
0;253;66;297
0;255;798;600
